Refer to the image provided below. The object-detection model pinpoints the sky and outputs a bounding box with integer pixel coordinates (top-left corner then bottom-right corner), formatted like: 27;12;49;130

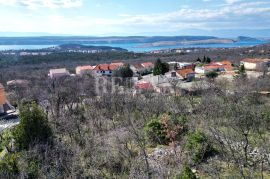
0;0;270;37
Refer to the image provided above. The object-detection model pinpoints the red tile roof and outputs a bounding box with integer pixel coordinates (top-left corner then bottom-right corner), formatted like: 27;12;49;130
110;62;124;70
94;63;124;71
176;69;195;78
204;61;233;71
94;64;110;71
141;62;154;68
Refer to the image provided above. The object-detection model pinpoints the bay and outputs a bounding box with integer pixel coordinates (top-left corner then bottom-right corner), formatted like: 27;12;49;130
0;41;266;52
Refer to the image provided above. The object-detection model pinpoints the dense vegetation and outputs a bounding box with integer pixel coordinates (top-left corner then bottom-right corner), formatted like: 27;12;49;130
0;49;270;178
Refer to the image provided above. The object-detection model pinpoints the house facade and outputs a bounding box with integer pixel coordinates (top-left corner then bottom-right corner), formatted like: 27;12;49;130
241;58;270;71
49;68;70;79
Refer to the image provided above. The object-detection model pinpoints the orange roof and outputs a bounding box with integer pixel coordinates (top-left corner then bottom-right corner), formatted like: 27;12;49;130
176;69;195;78
220;60;232;66
94;64;110;71
141;62;154;68
77;66;94;70
241;58;270;63
93;63;124;71
204;61;233;71
109;62;124;70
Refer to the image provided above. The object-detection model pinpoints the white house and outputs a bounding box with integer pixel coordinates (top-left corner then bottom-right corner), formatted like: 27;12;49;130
49;68;70;79
195;67;205;74
240;58;270;71
93;63;124;76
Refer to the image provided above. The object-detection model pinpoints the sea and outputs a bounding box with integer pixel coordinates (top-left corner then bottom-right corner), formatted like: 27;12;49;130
0;41;267;52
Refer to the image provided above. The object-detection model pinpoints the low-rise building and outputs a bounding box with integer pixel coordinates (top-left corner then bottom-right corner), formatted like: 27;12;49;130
93;62;124;76
131;62;154;75
49;68;70;79
176;69;196;81
195;61;233;74
240;58;270;71
0;83;15;115
76;66;94;76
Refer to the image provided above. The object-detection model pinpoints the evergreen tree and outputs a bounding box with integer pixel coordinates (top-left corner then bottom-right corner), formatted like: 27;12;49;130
203;56;206;63
239;64;246;74
206;57;211;64
13;103;52;150
153;59;169;76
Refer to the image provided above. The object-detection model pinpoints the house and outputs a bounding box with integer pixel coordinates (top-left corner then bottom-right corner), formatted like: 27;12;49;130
141;62;154;69
195;61;233;74
168;62;194;70
49;68;70;79
240;58;270;71
195;67;206;74
134;81;154;91
176;69;196;81
76;66;94;76
131;62;154;75
93;62;124;76
0;83;15;115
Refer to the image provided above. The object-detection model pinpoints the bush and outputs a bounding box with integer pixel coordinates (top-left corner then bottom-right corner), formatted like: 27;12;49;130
144;118;167;145
145;114;188;146
206;71;218;79
13;103;52;150
175;166;196;179
0;153;20;178
185;131;215;163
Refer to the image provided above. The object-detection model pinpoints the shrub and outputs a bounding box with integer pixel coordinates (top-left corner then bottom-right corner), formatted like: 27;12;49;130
145;114;188;146
206;71;218;79
13;103;52;150
0;153;20;178
144;118;167;145
175;166;196;179
185;131;215;163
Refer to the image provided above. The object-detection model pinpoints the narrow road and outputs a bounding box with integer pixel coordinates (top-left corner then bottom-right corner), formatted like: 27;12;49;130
0;117;19;133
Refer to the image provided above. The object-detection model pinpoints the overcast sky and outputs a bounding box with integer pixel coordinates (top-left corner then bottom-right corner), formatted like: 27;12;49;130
0;0;269;37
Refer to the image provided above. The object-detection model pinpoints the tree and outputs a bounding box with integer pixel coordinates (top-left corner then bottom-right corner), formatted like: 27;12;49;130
153;59;169;76
206;57;211;64
196;57;201;62
113;64;133;78
203;56;207;63
239;64;246;74
13;103;52;150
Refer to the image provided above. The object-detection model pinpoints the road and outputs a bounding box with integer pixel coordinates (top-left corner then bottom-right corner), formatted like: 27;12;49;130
0;117;19;133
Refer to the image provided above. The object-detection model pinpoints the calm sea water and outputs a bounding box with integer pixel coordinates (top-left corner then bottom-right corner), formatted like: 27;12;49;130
0;41;266;52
